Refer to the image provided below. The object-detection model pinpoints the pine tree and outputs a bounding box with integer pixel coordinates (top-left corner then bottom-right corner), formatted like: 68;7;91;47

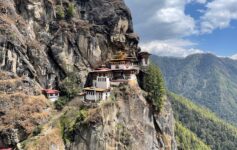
144;64;166;112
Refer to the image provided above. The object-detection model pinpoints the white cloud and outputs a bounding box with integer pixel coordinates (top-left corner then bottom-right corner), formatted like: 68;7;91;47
187;0;207;4
200;0;237;33
230;54;237;60
140;39;204;57
155;7;197;36
125;0;197;41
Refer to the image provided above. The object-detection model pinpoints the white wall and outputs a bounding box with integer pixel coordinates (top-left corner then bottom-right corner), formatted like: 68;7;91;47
47;93;59;102
96;76;110;89
111;64;132;70
85;91;109;101
142;58;149;66
128;74;137;80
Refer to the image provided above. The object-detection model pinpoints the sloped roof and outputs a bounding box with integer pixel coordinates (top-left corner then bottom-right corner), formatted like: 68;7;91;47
42;89;60;94
91;67;112;73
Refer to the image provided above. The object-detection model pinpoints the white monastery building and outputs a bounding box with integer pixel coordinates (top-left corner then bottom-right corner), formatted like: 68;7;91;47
42;89;60;102
83;51;150;102
84;67;112;102
138;51;151;67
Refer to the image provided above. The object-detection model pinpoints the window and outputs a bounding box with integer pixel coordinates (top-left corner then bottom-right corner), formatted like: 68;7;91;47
99;93;102;99
145;58;148;64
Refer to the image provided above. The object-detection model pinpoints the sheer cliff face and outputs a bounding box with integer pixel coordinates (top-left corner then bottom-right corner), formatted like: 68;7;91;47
69;82;177;150
0;0;138;87
0;72;51;147
22;82;176;150
0;0;176;149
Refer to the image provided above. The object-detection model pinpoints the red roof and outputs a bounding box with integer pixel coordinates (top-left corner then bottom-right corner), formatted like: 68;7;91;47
42;89;60;94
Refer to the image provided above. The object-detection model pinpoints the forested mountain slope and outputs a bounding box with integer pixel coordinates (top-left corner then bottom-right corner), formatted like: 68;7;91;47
169;92;237;150
175;121;210;150
152;54;237;125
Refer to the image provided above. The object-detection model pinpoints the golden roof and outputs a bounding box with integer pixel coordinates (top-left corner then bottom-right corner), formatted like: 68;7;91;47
114;51;127;60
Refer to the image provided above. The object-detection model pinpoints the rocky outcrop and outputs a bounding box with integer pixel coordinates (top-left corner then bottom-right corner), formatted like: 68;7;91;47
0;0;138;88
0;0;138;146
68;82;160;150
0;0;177;149
0;71;51;148
22;81;176;150
68;82;176;150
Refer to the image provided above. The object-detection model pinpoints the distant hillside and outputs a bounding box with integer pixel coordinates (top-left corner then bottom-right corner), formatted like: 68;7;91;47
175;121;210;150
152;53;237;125
169;92;237;150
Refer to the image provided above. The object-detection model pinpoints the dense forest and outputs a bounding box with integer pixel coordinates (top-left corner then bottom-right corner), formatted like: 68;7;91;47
152;54;237;125
175;121;210;150
169;92;237;150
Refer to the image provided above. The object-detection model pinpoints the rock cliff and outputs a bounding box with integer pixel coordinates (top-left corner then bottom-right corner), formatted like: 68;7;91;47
0;0;139;88
0;0;176;149
0;71;51;148
22;81;176;150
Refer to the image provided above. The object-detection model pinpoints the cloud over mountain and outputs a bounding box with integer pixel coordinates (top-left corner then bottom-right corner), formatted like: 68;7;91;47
125;0;197;41
125;0;237;57
231;54;237;60
140;39;203;57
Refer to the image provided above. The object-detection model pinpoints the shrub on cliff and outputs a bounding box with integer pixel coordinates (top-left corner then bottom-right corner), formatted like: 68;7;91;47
56;5;65;19
60;72;82;99
144;64;166;112
66;3;76;19
55;73;82;110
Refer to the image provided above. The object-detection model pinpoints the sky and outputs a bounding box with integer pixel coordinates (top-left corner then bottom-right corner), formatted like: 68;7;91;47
124;0;237;58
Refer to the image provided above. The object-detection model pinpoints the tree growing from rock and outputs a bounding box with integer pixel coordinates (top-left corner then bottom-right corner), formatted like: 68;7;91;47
144;64;166;112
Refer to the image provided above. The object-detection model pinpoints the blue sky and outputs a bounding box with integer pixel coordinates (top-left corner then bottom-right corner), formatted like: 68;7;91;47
124;0;237;58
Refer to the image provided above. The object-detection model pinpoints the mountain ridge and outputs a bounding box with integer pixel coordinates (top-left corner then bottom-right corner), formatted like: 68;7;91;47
152;53;237;125
169;92;237;150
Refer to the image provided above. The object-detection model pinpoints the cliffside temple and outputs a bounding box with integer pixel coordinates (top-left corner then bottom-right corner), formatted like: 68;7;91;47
83;87;110;102
0;0;181;149
138;51;151;67
42;89;60;102
83;51;150;102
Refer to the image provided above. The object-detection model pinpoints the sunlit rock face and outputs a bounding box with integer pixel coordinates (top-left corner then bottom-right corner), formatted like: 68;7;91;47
0;71;51;148
0;0;177;149
67;82;177;150
0;0;139;88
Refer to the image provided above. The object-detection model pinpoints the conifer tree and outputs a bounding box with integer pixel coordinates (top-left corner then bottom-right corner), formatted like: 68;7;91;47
144;64;166;112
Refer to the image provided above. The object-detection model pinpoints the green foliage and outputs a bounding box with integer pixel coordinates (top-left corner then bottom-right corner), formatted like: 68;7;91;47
32;125;43;136
56;5;65;19
116;123;131;146
60;108;88;143
66;3;76;19
61;72;82;99
169;92;237;150
54;96;69;110
151;54;237;125
144;64;166;112
175;121;211;150
55;73;82;110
